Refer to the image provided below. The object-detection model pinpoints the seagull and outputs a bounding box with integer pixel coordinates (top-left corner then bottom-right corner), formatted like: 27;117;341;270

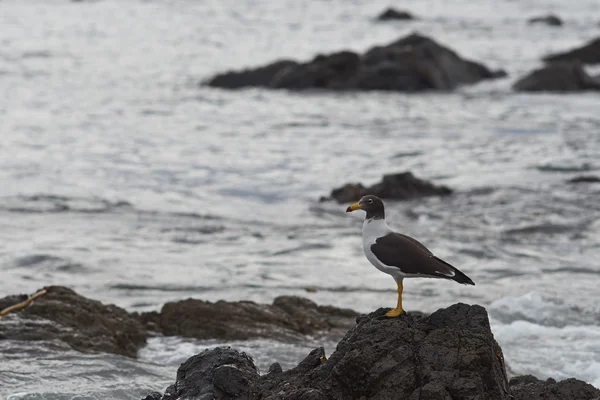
346;195;474;317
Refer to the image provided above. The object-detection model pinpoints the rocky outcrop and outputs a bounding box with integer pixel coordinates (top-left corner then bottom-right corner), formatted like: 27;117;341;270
145;304;515;400
544;37;600;65
1;287;357;357
205;33;506;92
376;8;415;21
139;296;358;342
0;286;146;358
528;15;563;26
509;375;600;400
322;171;452;203
513;63;600;92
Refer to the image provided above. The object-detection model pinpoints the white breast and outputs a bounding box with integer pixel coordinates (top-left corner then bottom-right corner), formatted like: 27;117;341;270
361;218;405;280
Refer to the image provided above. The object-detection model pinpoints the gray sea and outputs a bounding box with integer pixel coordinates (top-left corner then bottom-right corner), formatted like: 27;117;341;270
1;0;600;398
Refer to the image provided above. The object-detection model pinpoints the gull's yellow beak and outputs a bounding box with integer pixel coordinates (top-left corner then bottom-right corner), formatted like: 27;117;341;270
346;202;361;213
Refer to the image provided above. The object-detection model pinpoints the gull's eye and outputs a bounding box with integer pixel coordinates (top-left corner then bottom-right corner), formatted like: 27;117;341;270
368;199;373;204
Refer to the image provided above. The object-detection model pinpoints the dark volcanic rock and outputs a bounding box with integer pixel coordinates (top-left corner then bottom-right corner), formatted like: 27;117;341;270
528;14;563;26
323;171;452;203
139;295;358;342
513;63;600;92
376;7;415;21
161;347;259;400
148;304;512;400
0;286;147;357
568;175;600;183
509;375;600;400
205;33;506;91
544;37;600;65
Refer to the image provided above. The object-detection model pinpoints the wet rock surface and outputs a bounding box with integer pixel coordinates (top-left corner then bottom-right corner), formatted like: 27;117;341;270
205;33;505;92
0;286;147;358
139;295;358;342
509;375;600;400
528;15;563;26
147;304;514;400
376;7;415;21
513;63;600;92
544;37;600;65
322;171;452;203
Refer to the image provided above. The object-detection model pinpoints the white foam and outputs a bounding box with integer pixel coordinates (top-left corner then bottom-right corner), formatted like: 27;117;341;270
488;291;600;387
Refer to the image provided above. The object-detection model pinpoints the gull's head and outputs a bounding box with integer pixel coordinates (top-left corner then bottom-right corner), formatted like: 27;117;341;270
345;195;385;219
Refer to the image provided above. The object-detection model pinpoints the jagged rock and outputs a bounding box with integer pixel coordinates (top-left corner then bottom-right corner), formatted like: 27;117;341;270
544;37;600;65
376;8;415;21
513;63;600;92
528;15;563;26
147;304;512;400
568;175;600;183
509;375;600;400
205;33;506;92
0;286;147;358
139;295;358;342
323;171;452;203
161;347;259;400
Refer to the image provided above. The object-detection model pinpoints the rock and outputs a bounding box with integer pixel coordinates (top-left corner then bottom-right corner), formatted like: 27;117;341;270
141;392;162;400
139;295;358;342
161;347;259;400
208;60;298;89
205;33;506;91
376;7;415;21
544;37;600;65
323;171;452;203
148;304;513;400
568;175;600;183
513;63;600;92
0;286;147;358
509;375;600;400
528;15;563;26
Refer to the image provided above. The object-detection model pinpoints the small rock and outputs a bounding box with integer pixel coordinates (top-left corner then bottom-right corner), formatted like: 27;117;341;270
528;15;563;26
568;175;600;183
509;374;600;400
513;63;600;92
268;362;283;374
161;347;259;400
323;171;452;203
544;37;600;65
376;7;415;21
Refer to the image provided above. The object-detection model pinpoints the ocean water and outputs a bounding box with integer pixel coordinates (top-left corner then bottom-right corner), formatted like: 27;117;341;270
1;0;600;398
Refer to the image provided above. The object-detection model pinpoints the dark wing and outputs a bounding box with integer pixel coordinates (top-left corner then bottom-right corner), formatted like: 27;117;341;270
370;232;474;284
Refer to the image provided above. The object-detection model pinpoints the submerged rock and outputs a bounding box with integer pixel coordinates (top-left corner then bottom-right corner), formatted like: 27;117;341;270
568;175;600;183
528;15;563;26
147;304;513;400
0;286;147;358
544;37;600;65
513;63;600;92
509;375;600;400
205;33;506;92
376;8;415;21
139;295;358;342
323;171;452;203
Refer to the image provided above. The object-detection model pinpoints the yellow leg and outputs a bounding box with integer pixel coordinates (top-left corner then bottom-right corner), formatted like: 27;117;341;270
385;280;404;317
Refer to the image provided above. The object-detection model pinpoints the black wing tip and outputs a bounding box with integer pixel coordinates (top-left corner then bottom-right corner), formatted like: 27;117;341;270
453;272;475;286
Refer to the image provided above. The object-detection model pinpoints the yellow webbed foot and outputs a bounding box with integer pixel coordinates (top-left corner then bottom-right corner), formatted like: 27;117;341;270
385;307;404;318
